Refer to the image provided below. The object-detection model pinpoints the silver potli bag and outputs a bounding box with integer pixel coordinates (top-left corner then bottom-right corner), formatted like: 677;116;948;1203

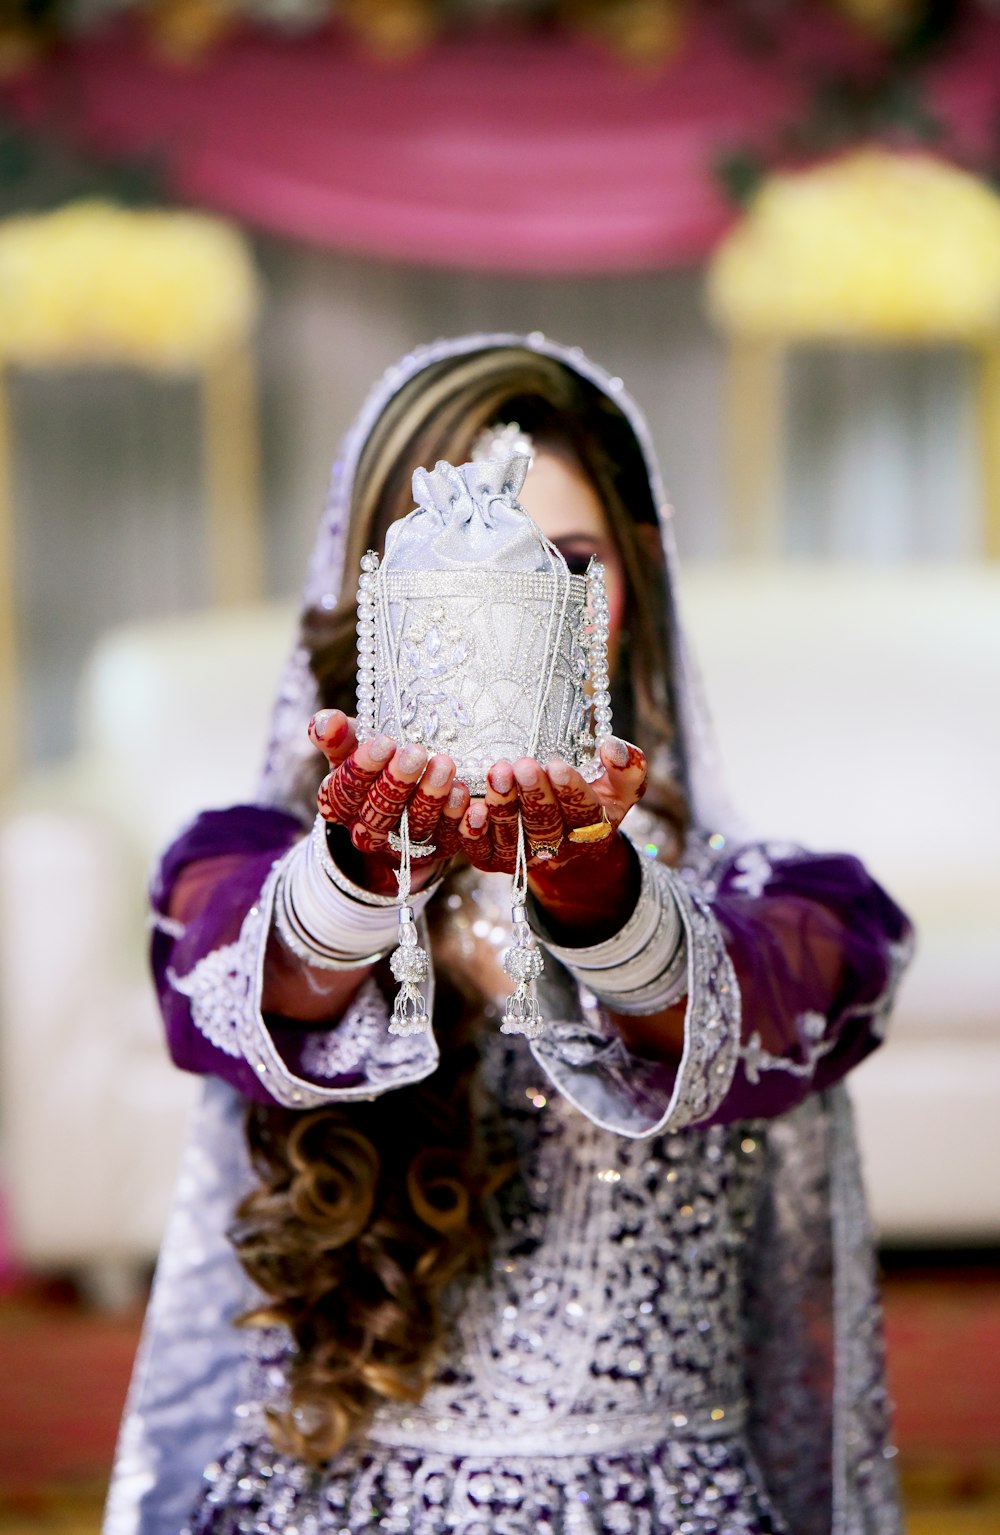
355;451;613;1040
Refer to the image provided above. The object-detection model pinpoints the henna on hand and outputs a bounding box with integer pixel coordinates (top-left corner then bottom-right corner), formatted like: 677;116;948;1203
485;762;520;873
546;758;604;831
458;798;500;871
599;736;648;806
353;743;428;850
525;741;647;942
434;783;470;860
317;734;394;823
308;709;354;765
513;758;566;855
407;754;456;845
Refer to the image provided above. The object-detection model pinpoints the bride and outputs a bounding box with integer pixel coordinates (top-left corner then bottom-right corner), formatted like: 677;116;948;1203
105;334;911;1535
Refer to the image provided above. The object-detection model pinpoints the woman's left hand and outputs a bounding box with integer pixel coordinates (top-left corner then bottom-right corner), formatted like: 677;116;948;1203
456;736;647;941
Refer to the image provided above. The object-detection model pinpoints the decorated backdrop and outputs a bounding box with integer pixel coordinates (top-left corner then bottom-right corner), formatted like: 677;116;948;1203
1;1;999;271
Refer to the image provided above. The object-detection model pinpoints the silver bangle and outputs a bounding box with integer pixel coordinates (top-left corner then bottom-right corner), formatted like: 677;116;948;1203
273;819;442;973
273;892;390;972
310;815;401;906
536;850;687;1016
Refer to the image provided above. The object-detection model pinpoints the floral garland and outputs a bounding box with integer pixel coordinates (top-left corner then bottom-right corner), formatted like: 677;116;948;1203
0;200;259;368
1;0;987;68
706;148;1000;340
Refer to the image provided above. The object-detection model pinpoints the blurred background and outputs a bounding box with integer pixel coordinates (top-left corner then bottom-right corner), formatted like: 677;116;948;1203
0;2;998;1531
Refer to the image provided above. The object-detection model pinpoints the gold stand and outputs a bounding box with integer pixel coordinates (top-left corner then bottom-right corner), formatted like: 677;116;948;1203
724;339;785;559
724;334;1000;559
975;339;1000;561
0;348;263;788
201;340;264;605
0;369;17;790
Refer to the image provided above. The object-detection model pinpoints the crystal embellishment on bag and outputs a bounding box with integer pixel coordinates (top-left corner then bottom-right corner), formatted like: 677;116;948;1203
356;452;614;1039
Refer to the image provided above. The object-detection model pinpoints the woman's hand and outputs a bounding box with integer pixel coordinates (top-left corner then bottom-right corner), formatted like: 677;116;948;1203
456;737;647;944
309;710;470;894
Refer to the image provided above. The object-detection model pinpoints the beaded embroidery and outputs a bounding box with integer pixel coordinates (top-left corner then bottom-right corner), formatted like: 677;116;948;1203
185;1033;783;1535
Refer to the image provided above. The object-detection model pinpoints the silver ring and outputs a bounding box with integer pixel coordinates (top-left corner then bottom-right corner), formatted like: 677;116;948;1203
388;828;437;859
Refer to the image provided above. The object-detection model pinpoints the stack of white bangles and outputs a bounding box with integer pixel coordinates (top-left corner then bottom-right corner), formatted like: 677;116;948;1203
535;848;687;1015
274;815;439;971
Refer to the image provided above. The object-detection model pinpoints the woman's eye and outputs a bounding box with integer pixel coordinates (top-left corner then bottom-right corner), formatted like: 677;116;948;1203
559;548;596;575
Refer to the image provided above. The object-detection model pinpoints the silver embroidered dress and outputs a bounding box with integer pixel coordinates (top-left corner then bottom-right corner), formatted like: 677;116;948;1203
104;335;911;1535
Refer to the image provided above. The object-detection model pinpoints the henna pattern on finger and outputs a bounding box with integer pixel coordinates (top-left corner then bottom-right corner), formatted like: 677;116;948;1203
407;765;454;844
551;779;604;830
309;711;350;755
406;800;444;846
434;786;469;860
517;781;565;847
357;766;420;835
487;797;520;871
317;756;381;822
434;818;463;860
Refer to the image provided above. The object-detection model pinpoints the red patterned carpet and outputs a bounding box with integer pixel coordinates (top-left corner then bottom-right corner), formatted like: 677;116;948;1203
1;1258;998;1534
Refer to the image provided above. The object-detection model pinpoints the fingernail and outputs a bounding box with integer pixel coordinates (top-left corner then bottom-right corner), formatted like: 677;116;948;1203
547;759;571;786
604;736;629;768
369;735;394;763
488;762;514;794
426;757;453;789
397;743;426;774
513;759;538;788
446;786;466;814
468;803;487;831
311;710;334;738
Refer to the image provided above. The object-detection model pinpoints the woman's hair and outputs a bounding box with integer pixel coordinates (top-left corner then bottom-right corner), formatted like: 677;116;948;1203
232;971;509;1463
230;346;690;1465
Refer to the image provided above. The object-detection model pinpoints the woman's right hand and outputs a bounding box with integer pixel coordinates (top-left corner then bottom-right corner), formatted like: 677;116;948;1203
308;710;470;890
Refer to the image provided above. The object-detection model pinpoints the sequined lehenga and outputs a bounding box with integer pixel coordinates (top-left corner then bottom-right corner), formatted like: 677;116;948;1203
104;335;911;1535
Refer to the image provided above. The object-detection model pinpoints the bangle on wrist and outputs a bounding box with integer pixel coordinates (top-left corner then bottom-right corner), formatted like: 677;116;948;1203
535;850;687;1016
274;816;442;973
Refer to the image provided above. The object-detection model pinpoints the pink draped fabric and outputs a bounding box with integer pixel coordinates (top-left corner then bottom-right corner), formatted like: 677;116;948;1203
5;12;1000;272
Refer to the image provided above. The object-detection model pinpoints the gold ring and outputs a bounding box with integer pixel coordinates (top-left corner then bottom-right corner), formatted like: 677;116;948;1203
567;809;613;845
529;842;563;861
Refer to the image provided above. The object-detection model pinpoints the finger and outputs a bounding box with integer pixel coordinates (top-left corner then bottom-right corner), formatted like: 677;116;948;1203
317;734;394;822
308;709;357;769
512;757;566;856
406;754;456;846
434;782;469;860
546;758;606;831
354;742;428;850
458;798;493;869
485;762;519;871
596;736;647;815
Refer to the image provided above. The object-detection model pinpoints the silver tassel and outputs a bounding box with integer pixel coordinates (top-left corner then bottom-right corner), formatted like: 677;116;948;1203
501;902;545;1040
387;806;430;1036
389;904;430;1036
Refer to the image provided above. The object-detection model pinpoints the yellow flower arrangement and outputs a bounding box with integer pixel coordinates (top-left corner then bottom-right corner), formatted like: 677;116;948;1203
0;201;259;371
706;150;1000;342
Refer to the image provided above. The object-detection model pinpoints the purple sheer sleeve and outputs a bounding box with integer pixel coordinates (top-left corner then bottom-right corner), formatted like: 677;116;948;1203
709;843;913;1123
152;805;439;1108
531;837;912;1139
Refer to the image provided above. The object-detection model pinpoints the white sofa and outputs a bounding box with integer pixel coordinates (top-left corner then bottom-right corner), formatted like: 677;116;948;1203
1;567;997;1282
0;602;295;1287
680;564;1000;1242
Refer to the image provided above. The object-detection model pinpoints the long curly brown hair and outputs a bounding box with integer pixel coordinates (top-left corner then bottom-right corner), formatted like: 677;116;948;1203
232;968;510;1463
229;345;691;1466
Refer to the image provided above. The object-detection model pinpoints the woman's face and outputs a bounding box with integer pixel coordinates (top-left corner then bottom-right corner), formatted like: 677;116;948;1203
516;447;627;664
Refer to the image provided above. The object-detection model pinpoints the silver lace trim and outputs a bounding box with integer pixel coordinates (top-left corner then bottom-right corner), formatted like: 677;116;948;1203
298;979;432;1083
168;940;255;1060
170;865;439;1108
